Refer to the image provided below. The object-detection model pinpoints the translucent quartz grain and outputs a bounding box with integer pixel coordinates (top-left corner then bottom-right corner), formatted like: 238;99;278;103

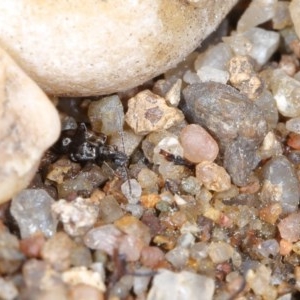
195;161;231;192
270;69;300;117
147;269;215;300
194;42;232;84
194;43;233;72
133;267;152;295
84;225;123;256
121;179;142;204
179;124;219;163
223;27;280;66
237;0;276;33
165;247;189;268
97;195;124;224
137;168;159;193
286;117;300;134
118;234;144;261
208;242;234;264
109;128;143;157
11;189;58;239
114;215;151;245
88;94;124;135
153;136;184;165
260;156;300;214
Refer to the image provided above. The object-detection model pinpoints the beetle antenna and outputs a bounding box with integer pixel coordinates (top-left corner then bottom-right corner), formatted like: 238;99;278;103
117;107;132;196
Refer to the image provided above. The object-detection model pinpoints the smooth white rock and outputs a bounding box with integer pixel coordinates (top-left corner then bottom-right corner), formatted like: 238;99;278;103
0;0;237;96
0;47;60;204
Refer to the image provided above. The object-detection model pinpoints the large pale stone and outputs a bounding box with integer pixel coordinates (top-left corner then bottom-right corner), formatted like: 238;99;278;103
290;0;300;39
0;0;237;96
0;47;60;204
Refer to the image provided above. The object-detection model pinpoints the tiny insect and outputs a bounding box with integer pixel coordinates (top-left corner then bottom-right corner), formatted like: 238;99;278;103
159;149;194;169
53;122;129;169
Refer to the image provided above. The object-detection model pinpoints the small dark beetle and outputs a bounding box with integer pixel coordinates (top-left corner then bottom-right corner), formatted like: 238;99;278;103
53;123;129;168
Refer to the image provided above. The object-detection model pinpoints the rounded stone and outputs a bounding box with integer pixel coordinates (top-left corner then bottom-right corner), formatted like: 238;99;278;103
0;47;60;205
179;124;219;163
0;0;237;96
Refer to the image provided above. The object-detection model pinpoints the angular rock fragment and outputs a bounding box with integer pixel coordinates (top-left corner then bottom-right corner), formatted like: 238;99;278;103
11;189;58;239
88;94;124;135
0;47;60;204
194;42;233;84
237;0;277;32
182;82;267;185
125;90;184;135
269;69;300;117
224;138;261;186
181;82;267;148
52;197;99;237
228;55;263;99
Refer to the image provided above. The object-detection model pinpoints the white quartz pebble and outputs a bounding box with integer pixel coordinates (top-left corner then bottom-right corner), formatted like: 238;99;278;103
0;1;238;96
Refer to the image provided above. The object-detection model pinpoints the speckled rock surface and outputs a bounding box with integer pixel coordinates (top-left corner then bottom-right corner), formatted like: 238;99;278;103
0;47;60;204
0;0;237;96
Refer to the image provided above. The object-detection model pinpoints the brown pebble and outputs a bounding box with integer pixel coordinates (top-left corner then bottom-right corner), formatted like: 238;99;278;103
287;133;300;150
279;239;293;256
179;124;219;163
20;233;45;258
140;194;161;208
41;232;75;272
279;54;298;76
153;235;176;250
140;246;165;268
259;203;282;225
